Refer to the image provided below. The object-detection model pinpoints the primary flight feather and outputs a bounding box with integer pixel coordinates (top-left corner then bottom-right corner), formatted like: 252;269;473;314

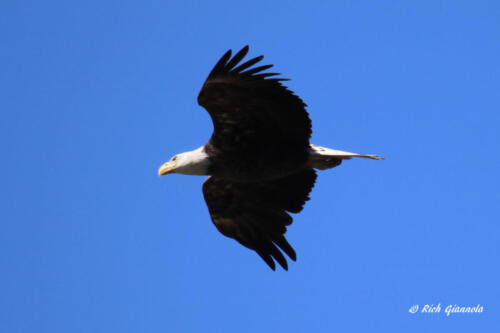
158;46;382;270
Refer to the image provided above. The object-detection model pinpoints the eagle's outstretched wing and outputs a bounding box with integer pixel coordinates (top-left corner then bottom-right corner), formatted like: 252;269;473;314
202;169;317;270
197;46;312;177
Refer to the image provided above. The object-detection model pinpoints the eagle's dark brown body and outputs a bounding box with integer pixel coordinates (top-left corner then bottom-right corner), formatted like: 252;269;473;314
196;46;317;269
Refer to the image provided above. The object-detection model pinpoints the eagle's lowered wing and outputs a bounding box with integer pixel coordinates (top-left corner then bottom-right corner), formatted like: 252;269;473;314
202;169;317;270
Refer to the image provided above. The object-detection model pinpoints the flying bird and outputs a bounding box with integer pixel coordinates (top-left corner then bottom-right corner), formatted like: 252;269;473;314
158;46;382;270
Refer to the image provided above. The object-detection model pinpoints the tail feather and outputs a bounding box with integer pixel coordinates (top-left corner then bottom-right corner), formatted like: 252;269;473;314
308;144;384;170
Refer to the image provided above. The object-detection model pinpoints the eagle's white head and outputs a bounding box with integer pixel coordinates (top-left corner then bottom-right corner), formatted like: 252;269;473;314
158;146;210;176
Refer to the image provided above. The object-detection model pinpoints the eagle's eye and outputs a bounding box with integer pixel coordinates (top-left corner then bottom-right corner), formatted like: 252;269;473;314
172;156;178;161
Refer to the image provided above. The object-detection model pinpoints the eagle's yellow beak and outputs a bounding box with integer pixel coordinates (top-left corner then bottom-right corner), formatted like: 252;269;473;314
158;162;176;176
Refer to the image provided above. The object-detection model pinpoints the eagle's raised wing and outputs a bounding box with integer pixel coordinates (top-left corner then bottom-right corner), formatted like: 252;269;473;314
197;46;312;158
202;169;317;270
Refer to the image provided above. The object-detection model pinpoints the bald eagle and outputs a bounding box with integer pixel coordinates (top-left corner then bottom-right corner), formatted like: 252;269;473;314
158;46;382;270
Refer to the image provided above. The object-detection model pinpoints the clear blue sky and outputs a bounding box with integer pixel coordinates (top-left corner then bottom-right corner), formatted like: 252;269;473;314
1;1;499;332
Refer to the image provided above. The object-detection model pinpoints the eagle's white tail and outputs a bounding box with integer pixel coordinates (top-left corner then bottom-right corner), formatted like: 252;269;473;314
308;144;384;170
